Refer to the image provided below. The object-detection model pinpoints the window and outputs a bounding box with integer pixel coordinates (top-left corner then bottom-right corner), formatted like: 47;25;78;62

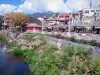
85;10;89;13
65;16;68;17
91;10;95;12
96;10;99;12
60;16;63;18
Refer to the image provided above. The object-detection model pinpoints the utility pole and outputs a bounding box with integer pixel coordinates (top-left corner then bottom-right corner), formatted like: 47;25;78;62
68;13;72;37
90;0;92;8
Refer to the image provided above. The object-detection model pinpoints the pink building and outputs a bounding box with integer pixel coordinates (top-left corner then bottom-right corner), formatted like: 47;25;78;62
57;13;70;22
26;23;41;33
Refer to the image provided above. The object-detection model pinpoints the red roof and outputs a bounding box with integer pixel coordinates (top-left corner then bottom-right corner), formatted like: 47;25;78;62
58;13;70;21
26;23;41;27
58;13;70;17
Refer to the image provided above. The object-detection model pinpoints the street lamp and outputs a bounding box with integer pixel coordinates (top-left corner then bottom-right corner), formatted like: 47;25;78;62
37;17;44;33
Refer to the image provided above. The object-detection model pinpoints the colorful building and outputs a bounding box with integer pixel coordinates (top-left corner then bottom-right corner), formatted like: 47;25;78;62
26;23;41;33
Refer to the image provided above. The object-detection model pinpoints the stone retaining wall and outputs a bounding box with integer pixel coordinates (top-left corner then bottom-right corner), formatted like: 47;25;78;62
45;36;100;59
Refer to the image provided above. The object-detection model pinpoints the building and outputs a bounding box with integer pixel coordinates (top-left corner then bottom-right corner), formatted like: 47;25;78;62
26;23;41;33
0;15;4;29
70;8;100;33
3;16;12;30
57;13;70;24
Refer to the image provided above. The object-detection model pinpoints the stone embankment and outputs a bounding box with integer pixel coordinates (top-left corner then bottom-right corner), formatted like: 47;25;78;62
0;30;22;43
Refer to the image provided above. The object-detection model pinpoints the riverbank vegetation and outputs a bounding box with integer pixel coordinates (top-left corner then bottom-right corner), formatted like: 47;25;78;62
0;35;8;44
6;33;100;75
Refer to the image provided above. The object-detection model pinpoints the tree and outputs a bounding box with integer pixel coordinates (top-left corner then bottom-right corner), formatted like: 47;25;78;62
4;12;25;27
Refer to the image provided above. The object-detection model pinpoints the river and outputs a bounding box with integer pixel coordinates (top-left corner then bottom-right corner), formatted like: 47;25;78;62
0;42;29;75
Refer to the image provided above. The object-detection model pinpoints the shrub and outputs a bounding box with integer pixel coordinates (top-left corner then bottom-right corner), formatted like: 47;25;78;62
0;35;8;44
96;43;100;47
82;27;87;32
79;39;87;44
43;44;57;52
23;50;39;64
91;58;100;75
13;46;23;56
30;51;59;75
61;46;92;74
7;42;18;49
70;37;76;42
88;40;97;46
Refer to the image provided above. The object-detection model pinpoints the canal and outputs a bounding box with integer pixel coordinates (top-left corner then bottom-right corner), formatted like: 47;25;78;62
0;42;29;75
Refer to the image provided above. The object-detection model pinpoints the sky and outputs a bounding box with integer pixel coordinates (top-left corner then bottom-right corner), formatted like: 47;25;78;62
0;0;100;15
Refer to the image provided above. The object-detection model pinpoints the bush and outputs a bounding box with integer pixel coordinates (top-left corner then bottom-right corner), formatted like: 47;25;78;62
70;37;76;42
61;46;92;74
7;42;18;49
88;40;97;46
29;51;59;75
23;49;38;64
13;46;23;56
0;35;8;44
96;43;100;47
79;39;87;44
43;44;57;52
91;58;100;75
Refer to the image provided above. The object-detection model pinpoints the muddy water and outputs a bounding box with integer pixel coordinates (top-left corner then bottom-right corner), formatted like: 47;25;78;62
0;42;29;75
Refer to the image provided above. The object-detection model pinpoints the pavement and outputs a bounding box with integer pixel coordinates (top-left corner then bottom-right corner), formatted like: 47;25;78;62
45;32;100;42
74;33;100;42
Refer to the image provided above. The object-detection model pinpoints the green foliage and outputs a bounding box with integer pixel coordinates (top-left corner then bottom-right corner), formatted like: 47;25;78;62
57;52;71;70
10;33;100;75
28;51;59;75
13;46;23;56
7;42;18;49
91;58;100;75
80;39;87;44
23;50;39;64
82;26;87;32
70;37;76;42
61;46;92;74
43;44;57;52
0;35;8;44
88;40;97;46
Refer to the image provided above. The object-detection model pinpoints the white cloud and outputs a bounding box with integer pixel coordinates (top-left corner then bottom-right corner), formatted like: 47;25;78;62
15;0;72;14
92;0;100;8
65;0;90;11
1;0;99;15
0;4;17;15
14;0;100;14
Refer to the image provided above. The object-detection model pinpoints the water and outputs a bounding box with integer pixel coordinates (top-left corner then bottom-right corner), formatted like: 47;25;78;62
0;42;29;75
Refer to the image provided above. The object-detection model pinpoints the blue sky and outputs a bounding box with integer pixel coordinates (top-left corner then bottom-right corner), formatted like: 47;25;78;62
0;0;23;6
0;0;67;6
0;0;99;15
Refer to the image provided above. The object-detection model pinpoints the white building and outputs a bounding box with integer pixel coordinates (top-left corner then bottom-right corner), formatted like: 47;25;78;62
82;8;100;24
